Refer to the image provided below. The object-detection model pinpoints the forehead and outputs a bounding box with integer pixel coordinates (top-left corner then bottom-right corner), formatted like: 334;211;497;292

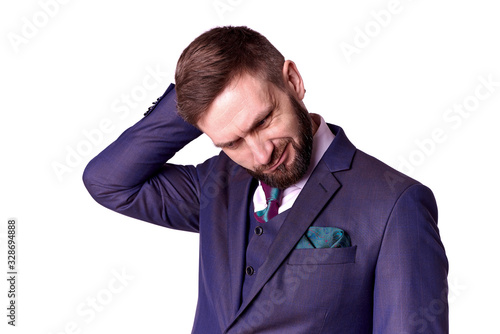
198;74;276;140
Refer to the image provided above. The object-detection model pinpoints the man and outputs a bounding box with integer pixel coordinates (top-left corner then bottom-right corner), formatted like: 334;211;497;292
83;26;448;333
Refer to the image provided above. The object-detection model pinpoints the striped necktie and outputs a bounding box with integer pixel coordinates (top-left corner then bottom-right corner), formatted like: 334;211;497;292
254;183;282;223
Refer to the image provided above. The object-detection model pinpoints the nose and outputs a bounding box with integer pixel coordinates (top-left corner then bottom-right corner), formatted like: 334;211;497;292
246;135;273;166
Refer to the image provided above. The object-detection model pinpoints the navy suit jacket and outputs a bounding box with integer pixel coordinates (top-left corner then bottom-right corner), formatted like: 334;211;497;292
83;84;448;333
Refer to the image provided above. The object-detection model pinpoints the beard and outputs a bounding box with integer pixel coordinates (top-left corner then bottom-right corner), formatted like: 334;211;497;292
246;94;313;189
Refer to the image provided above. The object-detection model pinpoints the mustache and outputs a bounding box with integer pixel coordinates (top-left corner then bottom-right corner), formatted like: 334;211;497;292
253;139;292;173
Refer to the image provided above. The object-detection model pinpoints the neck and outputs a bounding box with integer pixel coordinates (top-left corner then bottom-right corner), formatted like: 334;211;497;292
309;113;320;136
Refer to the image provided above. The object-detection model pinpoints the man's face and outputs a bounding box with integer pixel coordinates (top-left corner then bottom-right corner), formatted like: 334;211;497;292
197;72;313;189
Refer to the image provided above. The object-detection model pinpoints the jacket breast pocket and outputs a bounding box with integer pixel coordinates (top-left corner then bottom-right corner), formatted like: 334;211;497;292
287;245;357;265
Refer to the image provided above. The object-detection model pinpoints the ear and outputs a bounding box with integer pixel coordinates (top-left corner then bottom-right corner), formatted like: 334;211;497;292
282;60;305;100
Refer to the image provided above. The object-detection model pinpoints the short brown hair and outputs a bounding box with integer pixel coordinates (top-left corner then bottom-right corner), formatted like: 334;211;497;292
175;26;286;125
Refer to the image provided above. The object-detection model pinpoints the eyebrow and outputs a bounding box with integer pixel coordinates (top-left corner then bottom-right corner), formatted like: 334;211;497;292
214;141;237;149
213;104;276;148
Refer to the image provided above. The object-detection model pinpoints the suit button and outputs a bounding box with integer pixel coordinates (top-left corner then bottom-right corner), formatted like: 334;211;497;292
254;226;263;236
246;266;254;276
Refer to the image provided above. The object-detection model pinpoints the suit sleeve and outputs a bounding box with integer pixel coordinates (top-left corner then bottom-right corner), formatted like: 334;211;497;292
82;84;204;232
373;184;449;333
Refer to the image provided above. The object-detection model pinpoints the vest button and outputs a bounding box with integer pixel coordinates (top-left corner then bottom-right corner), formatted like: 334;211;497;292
246;266;255;276
254;226;264;236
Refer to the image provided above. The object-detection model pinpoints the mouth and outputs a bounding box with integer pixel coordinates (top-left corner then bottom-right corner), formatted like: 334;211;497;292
265;143;290;173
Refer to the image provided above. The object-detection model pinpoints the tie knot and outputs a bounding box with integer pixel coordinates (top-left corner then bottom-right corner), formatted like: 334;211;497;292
261;183;282;205
254;183;282;223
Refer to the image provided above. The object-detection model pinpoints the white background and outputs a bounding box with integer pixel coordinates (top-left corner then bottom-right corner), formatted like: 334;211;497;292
1;0;499;333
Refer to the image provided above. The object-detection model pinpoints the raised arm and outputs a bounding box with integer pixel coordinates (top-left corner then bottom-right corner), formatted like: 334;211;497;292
82;84;204;232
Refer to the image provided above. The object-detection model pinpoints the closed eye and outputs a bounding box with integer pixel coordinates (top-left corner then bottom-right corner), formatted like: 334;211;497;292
222;139;240;150
256;116;267;127
256;110;273;128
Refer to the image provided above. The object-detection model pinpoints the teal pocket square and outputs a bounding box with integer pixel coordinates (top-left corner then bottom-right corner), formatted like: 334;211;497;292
295;227;351;249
